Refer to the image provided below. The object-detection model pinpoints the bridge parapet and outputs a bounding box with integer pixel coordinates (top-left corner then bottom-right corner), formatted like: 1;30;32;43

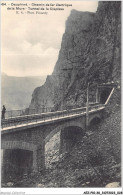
1;104;105;130
1;107;86;128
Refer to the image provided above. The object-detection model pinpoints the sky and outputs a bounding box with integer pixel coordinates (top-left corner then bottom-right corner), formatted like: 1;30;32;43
1;1;98;77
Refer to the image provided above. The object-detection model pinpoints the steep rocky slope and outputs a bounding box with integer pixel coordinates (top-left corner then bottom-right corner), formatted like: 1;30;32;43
29;1;121;110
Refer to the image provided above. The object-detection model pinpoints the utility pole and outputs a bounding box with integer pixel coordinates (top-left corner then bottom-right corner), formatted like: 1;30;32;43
86;83;89;130
62;82;64;110
96;84;99;103
41;99;47;113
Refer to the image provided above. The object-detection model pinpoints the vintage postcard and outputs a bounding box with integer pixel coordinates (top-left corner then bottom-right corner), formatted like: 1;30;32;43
1;0;122;194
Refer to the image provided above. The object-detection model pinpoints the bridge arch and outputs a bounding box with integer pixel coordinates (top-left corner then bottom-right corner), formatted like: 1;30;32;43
89;116;101;126
45;122;85;167
1;141;38;182
45;126;62;144
88;115;102;132
1;141;37;151
60;125;85;154
89;114;101;125
45;120;85;144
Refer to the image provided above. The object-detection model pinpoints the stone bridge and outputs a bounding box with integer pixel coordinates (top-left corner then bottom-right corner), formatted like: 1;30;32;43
1;83;117;182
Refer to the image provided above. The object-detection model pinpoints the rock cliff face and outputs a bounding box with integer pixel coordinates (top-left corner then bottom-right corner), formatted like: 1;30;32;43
29;1;121;111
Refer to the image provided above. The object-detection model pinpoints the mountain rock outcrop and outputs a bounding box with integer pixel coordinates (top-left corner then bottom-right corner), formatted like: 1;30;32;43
29;1;121;112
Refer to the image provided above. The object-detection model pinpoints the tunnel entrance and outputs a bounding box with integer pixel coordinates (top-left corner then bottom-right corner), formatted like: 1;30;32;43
60;126;84;155
2;149;33;183
100;88;112;104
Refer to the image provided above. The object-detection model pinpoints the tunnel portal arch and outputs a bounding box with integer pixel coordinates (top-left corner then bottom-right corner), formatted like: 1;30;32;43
44;120;85;144
45;124;85;167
